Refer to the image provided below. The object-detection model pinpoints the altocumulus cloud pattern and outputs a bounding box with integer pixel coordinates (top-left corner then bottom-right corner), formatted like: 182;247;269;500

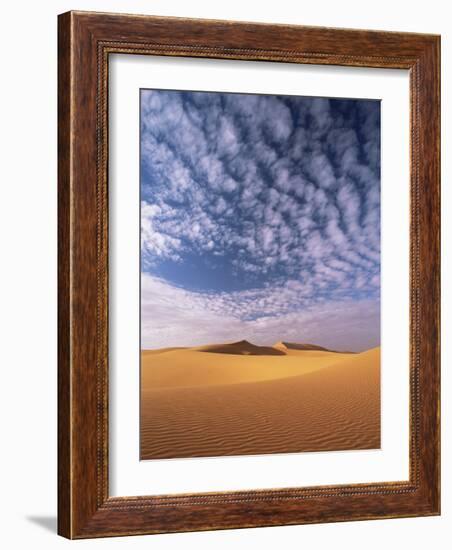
140;90;380;352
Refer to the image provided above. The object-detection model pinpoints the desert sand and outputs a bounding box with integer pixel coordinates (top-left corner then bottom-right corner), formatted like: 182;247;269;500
140;341;380;459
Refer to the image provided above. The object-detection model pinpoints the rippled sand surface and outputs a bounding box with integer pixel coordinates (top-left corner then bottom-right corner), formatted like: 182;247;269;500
140;345;380;459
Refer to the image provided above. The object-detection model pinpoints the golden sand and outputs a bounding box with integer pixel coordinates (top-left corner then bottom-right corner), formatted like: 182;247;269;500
140;343;380;459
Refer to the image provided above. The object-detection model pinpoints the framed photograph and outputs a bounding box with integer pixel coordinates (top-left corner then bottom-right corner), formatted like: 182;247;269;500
58;11;440;538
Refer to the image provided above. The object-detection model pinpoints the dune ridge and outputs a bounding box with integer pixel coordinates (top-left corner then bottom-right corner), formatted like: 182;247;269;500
140;343;380;460
197;339;286;356
274;341;355;353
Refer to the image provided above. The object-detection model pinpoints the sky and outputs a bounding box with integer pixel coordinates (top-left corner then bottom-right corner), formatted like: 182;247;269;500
140;89;380;352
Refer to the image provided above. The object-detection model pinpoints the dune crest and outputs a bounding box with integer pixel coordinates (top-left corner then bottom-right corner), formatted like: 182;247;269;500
196;339;286;356
147;339;352;356
274;341;354;353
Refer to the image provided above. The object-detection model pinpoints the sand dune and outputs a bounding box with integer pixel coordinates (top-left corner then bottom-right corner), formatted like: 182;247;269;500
274;341;354;353
141;346;353;389
197;339;285;356
140;344;380;459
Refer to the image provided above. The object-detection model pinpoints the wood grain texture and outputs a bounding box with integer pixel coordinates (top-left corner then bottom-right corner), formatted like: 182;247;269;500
57;10;72;538
58;10;440;539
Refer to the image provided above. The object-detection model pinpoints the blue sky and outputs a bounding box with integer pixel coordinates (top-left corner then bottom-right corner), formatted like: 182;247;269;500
140;89;380;351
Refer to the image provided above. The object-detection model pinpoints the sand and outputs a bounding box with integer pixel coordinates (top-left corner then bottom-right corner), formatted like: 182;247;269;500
140;343;380;459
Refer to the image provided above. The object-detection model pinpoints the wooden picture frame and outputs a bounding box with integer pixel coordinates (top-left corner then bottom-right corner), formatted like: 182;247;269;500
58;10;440;538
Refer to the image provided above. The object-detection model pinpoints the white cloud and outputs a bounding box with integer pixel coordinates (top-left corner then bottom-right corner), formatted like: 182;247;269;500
141;274;380;352
139;90;381;338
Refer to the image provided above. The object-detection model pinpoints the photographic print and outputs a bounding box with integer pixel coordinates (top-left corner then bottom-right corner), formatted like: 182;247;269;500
140;89;381;460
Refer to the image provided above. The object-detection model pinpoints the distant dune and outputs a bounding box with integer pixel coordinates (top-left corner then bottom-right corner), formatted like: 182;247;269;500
274;341;355;353
197;339;286;356
140;343;380;459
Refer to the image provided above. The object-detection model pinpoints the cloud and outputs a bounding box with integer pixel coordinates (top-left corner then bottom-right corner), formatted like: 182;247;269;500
140;90;381;349
141;274;379;352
